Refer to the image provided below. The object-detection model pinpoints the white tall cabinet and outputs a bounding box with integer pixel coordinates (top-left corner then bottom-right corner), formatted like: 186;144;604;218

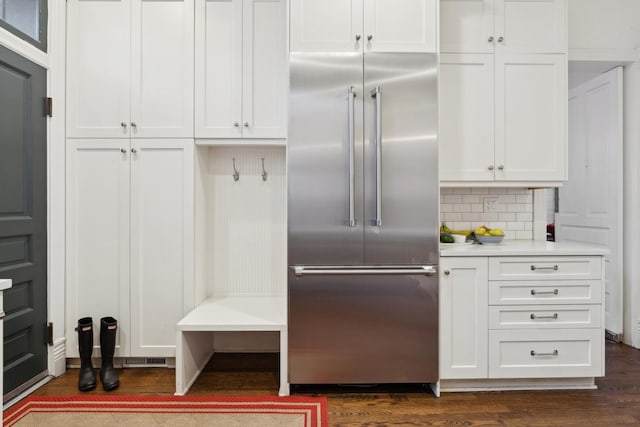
439;0;567;184
66;0;194;138
290;0;437;52
195;0;287;139
65;0;195;359
66;140;194;358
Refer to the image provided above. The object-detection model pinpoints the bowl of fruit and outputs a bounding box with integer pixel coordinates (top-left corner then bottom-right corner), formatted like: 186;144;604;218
473;226;505;244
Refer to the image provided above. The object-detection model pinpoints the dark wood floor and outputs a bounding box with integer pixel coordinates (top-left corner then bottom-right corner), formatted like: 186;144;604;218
31;341;640;426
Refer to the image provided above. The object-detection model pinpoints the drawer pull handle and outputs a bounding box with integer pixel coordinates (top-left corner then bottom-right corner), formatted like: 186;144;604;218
530;289;558;296
530;265;558;271
531;350;558;357
530;313;558;320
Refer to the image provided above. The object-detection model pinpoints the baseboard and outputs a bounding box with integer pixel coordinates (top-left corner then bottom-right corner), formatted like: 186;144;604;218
440;377;597;392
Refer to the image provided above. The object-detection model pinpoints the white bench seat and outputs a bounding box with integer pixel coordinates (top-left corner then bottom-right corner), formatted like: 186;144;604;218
175;296;289;396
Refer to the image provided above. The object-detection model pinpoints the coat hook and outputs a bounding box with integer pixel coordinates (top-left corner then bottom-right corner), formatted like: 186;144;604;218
232;158;239;181
261;157;268;182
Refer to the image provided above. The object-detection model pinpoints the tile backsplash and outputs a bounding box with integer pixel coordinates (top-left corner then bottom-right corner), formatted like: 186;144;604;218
440;188;533;240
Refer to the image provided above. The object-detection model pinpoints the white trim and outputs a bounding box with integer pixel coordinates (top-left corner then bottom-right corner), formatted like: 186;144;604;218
569;48;639;64
0;25;48;69
46;0;67;377
532;190;547;241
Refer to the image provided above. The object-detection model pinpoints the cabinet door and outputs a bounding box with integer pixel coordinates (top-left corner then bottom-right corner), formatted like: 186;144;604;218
242;0;287;138
495;0;566;54
439;54;495;182
195;0;243;138
440;0;494;53
66;140;130;357
440;257;488;379
130;0;194;138
66;0;131;138
129;140;194;357
494;54;566;182
363;0;436;52
289;0;363;52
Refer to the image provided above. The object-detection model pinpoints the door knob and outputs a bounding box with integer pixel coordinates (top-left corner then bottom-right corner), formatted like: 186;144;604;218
498;165;504;170
131;148;137;153
488;165;495;171
498;36;504;43
130;122;137;128
355;34;361;41
367;35;373;41
120;122;127;129
444;270;450;276
488;36;494;43
244;122;249;127
120;148;126;153
233;122;239;127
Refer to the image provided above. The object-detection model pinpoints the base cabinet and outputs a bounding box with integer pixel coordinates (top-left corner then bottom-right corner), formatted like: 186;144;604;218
66;139;194;358
440;255;604;383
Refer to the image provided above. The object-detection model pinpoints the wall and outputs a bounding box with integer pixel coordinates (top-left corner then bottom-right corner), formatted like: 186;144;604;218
440;188;533;239
568;0;640;51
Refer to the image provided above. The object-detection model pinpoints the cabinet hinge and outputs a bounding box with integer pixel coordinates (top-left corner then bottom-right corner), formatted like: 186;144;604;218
47;322;53;346
45;97;53;117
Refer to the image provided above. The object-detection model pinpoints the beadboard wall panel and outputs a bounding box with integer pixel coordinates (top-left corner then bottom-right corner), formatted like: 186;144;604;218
205;146;286;297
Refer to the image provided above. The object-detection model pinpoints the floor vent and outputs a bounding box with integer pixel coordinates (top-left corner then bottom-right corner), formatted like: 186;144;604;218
123;357;171;367
606;330;622;343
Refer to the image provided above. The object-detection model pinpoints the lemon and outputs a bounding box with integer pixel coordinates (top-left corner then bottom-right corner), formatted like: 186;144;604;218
489;228;504;236
474;226;486;235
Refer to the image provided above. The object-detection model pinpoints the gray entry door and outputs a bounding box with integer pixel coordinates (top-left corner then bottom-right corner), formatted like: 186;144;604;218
0;45;48;399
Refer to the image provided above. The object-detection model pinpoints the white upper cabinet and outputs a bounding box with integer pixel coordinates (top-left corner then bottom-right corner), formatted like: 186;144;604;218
67;0;194;138
290;0;437;52
494;54;566;181
195;0;287;139
440;0;565;54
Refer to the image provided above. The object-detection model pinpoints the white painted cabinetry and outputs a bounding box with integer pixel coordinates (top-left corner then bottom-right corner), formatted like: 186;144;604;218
66;139;194;358
439;0;567;184
66;0;194;138
195;0;287;139
439;254;604;388
290;0;437;52
440;257;488;379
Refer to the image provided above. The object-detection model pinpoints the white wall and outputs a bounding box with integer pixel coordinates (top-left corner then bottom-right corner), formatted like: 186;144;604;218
568;0;640;348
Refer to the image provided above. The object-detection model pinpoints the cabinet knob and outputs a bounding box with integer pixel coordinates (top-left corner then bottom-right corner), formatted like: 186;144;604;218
233;122;239;127
498;36;504;43
355;34;361;41
120;148;127;153
120;122;127;129
488;165;495;171
131;148;137;154
367;35;373;41
131;122;137;128
244;122;249;128
488;36;494;43
498;165;504;170
444;270;450;276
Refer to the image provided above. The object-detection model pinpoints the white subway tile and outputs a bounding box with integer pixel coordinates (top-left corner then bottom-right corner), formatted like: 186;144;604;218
507;203;526;213
516;230;533;240
489;188;508;195
443;195;463;204
517;212;533;222
440;188;455;195
516;194;531;203
498;212;516;221
443;212;462;221
471;187;490;195
462;212;481;222
453;188;467;195
462;195;481;204
450;221;472;230
440;203;453;213
453;203;471;212
507;221;525;231
483;212;498;222
471;204;484;213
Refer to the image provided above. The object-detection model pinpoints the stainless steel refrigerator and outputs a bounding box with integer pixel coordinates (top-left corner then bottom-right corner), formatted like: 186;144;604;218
288;52;439;384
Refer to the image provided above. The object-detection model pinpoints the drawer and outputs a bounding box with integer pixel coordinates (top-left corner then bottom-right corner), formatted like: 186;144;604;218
489;280;602;305
489;257;602;281
489;329;603;378
489;305;602;329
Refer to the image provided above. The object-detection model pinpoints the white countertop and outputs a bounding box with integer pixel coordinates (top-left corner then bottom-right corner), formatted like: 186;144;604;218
440;240;609;257
0;279;12;291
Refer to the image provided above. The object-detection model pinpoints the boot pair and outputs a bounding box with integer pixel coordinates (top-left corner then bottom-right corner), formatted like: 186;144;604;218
76;316;120;392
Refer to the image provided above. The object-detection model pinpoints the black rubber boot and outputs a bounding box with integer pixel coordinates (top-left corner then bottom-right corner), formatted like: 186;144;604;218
99;316;120;391
76;317;97;391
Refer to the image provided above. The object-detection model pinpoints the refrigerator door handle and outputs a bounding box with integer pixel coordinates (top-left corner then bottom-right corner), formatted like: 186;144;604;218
371;86;382;227
348;86;357;228
293;265;437;277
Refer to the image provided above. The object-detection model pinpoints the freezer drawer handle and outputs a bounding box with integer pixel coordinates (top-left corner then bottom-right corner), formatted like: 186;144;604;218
530;313;558;320
530;289;559;296
371;86;382;227
530;264;558;271
348;86;357;228
530;350;558;357
293;266;437;277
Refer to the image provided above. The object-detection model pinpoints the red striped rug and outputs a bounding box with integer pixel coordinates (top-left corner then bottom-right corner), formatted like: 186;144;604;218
4;395;329;427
